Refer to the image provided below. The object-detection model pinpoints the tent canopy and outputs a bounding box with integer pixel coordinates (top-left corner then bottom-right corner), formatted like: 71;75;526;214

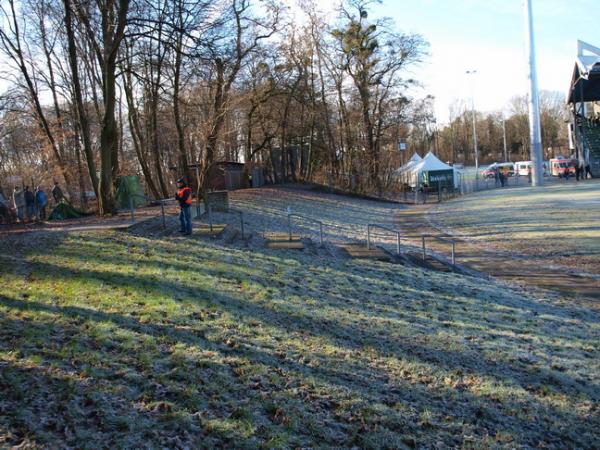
115;176;146;209
395;153;422;174
567;41;600;104
412;152;453;173
399;152;459;188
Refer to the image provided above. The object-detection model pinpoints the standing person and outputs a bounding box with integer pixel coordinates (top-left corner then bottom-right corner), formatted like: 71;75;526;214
13;186;25;223
24;186;35;222
585;163;593;179
175;177;193;235
499;170;505;188
35;186;48;220
51;181;64;205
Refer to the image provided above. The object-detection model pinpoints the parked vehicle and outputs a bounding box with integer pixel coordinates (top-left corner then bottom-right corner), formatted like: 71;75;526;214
482;162;515;179
549;157;577;177
515;161;532;176
515;160;549;176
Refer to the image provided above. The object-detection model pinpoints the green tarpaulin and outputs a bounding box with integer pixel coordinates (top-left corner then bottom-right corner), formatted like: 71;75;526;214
115;176;146;209
48;203;87;220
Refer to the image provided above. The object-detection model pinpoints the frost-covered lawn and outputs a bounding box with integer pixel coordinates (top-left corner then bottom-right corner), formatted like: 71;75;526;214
430;180;600;275
1;230;599;448
229;185;402;246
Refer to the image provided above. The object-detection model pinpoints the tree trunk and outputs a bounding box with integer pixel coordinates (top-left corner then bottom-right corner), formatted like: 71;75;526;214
64;0;99;199
122;59;161;198
99;63;118;214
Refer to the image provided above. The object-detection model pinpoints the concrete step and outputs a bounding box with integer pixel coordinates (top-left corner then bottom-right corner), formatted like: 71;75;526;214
341;243;393;262
195;224;228;237
266;240;305;250
264;232;301;242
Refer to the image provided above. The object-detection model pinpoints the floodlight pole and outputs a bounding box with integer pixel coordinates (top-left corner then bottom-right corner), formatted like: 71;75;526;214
502;114;509;162
466;70;479;179
524;0;544;186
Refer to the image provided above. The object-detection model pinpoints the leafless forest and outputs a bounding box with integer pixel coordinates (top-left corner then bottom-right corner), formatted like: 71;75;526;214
0;0;568;213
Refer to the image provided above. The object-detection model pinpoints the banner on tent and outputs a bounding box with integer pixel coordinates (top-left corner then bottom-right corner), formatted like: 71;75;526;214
422;169;454;190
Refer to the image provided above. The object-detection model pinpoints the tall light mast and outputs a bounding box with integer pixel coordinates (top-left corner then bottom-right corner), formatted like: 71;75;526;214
524;0;544;186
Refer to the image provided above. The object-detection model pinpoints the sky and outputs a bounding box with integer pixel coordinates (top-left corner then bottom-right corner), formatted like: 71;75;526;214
1;0;597;125
383;0;598;123
292;0;599;124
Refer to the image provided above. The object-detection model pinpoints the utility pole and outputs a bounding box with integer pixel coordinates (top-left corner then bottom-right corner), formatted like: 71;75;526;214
466;70;479;179
524;0;544;186
502;114;509;162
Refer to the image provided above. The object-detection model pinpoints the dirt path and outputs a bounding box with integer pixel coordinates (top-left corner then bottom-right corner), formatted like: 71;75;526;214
395;204;600;308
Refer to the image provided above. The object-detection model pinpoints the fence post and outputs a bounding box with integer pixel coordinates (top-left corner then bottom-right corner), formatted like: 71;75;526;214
129;195;135;223
422;235;426;260
287;214;292;241
396;232;400;255
208;204;213;232
160;200;166;230
367;225;371;250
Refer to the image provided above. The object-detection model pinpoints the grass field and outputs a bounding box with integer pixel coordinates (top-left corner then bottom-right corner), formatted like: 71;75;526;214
430;180;600;276
1;226;599;448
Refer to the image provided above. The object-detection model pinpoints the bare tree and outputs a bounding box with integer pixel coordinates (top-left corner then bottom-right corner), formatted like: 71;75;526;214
75;0;130;214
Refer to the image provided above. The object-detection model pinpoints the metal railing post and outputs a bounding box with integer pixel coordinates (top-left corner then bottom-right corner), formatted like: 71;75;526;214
422;235;426;260
160;200;166;229
367;225;371;250
208;204;213;232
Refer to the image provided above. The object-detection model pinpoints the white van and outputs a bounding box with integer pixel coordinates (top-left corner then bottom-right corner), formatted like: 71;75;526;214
515;160;548;176
515;161;532;176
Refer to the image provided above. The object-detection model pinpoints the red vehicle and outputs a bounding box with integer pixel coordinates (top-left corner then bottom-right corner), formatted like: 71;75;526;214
549;157;577;177
482;162;515;179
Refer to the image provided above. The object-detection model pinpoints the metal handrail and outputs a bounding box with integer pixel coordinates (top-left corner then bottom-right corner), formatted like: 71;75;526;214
287;213;324;246
421;234;456;266
229;208;245;239
367;224;401;255
205;205;245;238
128;193;170;229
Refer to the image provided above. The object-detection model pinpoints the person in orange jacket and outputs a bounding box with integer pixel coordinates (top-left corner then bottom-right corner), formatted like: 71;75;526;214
175;177;193;235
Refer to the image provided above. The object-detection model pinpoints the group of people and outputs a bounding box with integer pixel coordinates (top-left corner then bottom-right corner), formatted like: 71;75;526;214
0;182;65;224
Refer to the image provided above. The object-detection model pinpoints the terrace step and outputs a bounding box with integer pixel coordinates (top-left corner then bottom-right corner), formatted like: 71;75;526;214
404;251;454;272
266;241;305;250
195;224;228;237
264;232;301;242
341;243;393;262
264;232;305;250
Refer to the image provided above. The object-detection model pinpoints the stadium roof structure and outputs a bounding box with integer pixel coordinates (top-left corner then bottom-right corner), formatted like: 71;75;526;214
568;40;600;104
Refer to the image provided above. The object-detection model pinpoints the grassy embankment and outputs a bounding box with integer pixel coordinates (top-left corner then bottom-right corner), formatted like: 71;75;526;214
1;230;599;448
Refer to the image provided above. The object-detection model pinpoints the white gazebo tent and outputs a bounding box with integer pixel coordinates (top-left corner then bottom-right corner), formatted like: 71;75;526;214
394;153;422;185
404;152;459;188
